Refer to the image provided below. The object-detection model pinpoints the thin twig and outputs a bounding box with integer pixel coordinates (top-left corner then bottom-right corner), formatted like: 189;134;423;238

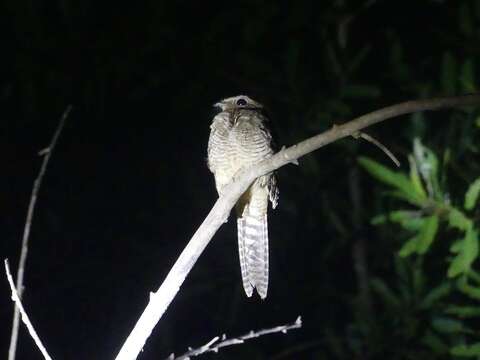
113;94;480;360
167;316;302;360
8;106;71;360
5;260;53;360
353;131;401;167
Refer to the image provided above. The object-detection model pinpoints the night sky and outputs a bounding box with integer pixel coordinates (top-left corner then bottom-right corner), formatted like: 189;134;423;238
1;1;476;359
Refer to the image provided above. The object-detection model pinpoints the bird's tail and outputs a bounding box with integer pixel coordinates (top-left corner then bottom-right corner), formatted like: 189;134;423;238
237;213;269;299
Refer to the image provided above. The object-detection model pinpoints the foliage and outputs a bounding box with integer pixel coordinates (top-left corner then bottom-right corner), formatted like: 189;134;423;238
360;139;479;277
360;138;480;357
289;0;480;357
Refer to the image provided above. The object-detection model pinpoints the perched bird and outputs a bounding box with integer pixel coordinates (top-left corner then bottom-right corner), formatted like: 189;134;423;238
207;95;278;299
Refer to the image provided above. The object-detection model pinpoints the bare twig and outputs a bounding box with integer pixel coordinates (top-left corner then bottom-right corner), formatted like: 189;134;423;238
8;106;71;360
5;260;53;360
167;316;302;360
353;131;401;167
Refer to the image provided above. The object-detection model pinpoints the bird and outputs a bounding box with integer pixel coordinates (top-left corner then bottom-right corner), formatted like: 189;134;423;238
207;95;278;299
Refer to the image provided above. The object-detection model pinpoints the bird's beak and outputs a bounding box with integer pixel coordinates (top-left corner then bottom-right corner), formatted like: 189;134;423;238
213;101;223;109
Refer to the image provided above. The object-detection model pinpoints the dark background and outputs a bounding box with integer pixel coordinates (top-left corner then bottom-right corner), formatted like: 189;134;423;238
1;1;479;359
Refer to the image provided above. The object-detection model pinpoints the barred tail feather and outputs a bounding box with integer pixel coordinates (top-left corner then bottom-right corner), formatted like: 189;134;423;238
237;214;269;299
237;217;253;297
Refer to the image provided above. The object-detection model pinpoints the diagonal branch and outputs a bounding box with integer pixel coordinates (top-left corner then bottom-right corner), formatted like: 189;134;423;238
5;260;53;360
8;106;71;360
113;94;480;360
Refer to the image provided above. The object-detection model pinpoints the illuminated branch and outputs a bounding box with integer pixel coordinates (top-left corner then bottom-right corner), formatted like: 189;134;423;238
167;316;302;360
5;260;53;360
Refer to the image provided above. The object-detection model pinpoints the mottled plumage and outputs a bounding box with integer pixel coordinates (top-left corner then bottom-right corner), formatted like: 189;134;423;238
207;95;278;299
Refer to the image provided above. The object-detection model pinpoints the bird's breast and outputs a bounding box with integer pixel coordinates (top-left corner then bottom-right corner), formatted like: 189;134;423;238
208;112;273;188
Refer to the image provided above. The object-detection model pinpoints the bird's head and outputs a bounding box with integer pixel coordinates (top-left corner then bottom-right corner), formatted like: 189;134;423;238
214;95;263;111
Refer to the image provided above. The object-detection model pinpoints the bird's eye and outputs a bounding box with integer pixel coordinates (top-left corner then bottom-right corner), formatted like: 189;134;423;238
236;98;247;106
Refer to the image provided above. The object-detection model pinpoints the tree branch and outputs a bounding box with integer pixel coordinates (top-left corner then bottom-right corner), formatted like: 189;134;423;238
354;131;400;167
8;106;71;360
113;94;480;360
166;316;301;360
5;260;53;360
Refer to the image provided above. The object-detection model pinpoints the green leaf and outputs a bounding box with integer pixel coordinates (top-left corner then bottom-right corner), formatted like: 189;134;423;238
412;263;425;298
398;216;439;256
451;343;480;357
448;228;479;277
359;157;422;205
370;278;400;308
467;269;480;285
441;52;457;95
417;215;439;254
464;177;480;210
370;214;387;225
448;208;472;231
397;218;425;232
432;317;468;334
387;190;423;206
399;235;420;257
457;280;480;300
450;239;463;253
422;330;449;354
408;155;427;200
420;282;451;309
389;210;424;231
446;305;480;318
413;139;441;199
